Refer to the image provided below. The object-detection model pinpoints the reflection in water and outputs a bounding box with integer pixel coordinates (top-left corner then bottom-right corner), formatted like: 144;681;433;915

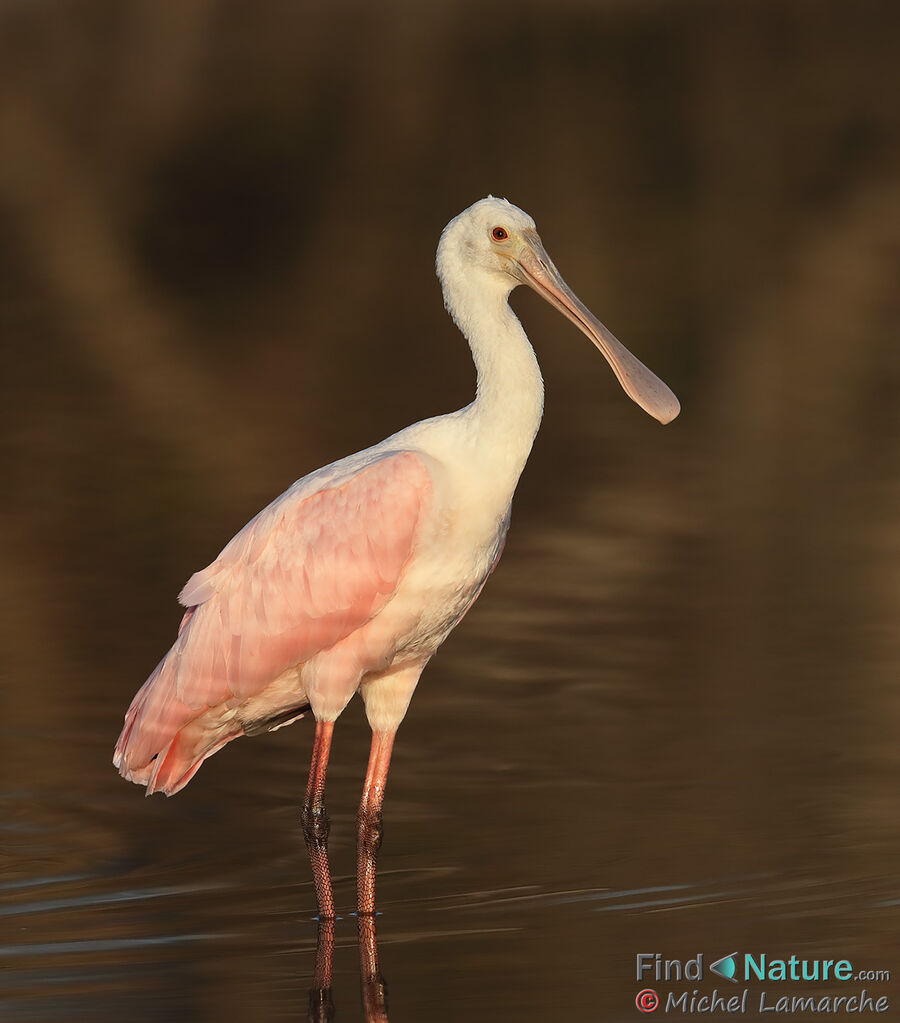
307;916;388;1023
308;918;335;1023
358;915;389;1023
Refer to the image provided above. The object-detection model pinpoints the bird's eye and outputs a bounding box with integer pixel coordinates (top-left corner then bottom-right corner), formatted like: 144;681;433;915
491;226;509;241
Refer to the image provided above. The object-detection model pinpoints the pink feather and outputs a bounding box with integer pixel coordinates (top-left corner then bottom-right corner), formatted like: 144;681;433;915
114;451;432;794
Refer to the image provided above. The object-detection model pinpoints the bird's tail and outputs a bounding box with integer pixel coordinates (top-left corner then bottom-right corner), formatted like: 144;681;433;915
113;651;243;797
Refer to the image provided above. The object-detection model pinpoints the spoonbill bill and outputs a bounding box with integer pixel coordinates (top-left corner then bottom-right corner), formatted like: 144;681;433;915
114;197;680;917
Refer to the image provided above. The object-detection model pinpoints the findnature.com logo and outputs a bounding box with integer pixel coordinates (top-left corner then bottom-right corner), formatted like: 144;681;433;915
634;953;891;1014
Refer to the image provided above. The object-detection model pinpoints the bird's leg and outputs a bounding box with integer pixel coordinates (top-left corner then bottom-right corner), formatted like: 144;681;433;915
358;912;389;1021
356;729;395;916
301;720;335;919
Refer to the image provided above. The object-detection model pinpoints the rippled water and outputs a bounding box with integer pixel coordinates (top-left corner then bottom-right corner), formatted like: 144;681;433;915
2;1;899;1020
4;430;898;1019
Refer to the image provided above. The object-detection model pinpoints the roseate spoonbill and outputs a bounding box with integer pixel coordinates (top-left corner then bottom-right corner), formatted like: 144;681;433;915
114;197;679;917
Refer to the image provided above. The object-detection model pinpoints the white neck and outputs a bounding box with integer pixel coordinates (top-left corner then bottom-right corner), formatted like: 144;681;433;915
442;272;545;487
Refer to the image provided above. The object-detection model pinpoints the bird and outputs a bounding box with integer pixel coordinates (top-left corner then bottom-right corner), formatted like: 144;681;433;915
114;197;680;918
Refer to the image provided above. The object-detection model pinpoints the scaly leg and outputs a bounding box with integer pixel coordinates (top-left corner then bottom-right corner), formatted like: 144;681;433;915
357;729;395;916
301;720;335;919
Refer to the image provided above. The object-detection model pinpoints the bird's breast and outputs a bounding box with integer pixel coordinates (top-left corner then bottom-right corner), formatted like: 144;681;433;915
348;428;520;666
383;491;511;661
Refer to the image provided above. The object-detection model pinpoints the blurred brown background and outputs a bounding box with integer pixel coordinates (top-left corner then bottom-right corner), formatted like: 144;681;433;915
1;1;898;1021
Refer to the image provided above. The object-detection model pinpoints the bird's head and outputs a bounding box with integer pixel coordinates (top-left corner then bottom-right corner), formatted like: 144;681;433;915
437;196;538;285
436;196;680;425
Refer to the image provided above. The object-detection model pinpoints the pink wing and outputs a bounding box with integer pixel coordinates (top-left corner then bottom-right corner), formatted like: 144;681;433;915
114;451;432;794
